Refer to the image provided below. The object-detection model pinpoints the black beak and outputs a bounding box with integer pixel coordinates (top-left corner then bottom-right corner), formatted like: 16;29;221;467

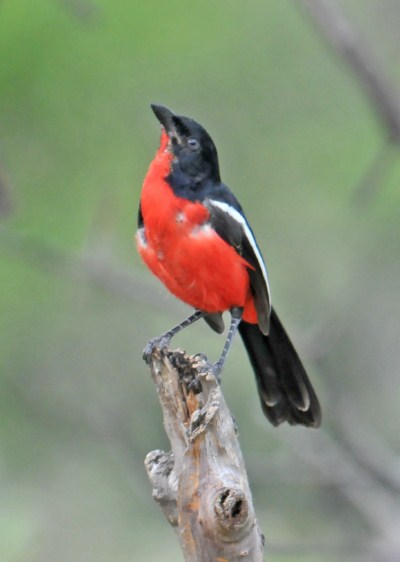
151;104;177;136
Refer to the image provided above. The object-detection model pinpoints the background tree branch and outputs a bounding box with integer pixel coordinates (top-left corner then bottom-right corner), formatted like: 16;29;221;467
297;0;400;141
297;0;400;202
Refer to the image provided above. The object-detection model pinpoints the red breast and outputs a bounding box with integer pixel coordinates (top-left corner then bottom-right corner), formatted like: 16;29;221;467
137;131;258;323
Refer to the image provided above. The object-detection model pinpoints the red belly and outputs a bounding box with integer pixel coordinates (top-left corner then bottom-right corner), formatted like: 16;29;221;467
137;220;256;320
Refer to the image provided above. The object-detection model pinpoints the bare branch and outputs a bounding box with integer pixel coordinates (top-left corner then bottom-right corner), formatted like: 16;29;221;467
0;164;13;218
281;427;400;553
58;0;99;22
352;139;399;204
333;398;400;495
297;0;400;142
0;226;179;314
145;347;264;561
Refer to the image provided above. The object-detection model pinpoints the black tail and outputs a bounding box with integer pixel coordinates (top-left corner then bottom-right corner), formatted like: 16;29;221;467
239;308;321;427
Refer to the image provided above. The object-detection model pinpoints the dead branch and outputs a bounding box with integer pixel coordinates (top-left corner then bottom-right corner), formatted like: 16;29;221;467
144;347;264;562
333;398;400;495
0;226;178;315
58;0;99;21
352;139;399;204
0;164;13;218
297;0;400;141
281;428;400;559
297;0;400;202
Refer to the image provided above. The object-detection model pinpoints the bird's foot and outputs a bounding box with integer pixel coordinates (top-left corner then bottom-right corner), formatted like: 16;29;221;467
210;360;223;384
192;352;209;365
143;335;171;362
190;353;223;384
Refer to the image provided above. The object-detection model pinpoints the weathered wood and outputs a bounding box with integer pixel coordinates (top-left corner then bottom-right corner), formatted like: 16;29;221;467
144;347;264;562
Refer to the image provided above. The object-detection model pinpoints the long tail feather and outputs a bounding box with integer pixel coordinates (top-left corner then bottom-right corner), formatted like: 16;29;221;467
239;308;321;427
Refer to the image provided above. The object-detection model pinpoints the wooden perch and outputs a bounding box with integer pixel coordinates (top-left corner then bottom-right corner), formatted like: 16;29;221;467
144;347;264;562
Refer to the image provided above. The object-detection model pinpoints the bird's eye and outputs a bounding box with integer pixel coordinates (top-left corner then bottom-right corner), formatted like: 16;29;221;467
187;137;200;151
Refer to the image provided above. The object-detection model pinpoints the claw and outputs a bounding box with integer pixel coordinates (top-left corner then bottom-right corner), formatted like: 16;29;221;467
143;336;171;362
192;354;223;383
193;352;208;363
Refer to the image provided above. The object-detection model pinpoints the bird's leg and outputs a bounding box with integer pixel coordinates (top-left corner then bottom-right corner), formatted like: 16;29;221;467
212;307;243;382
143;309;206;361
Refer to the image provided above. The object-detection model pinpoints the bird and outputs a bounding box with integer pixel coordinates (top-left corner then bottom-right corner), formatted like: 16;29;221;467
136;104;321;428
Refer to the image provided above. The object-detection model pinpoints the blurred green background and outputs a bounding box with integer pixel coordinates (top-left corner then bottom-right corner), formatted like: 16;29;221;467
1;1;400;560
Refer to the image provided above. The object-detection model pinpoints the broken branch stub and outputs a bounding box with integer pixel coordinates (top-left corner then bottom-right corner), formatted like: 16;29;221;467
144;347;264;561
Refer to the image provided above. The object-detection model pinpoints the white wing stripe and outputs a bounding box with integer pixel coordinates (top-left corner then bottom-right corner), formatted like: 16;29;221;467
207;199;271;302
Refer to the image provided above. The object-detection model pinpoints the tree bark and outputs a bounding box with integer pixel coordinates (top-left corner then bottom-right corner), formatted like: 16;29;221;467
144;347;264;562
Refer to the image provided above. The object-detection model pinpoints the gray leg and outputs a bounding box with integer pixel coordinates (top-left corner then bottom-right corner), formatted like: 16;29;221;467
143;309;206;361
213;307;243;381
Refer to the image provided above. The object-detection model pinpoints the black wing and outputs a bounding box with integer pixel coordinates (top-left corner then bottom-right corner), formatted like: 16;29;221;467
138;202;144;228
204;194;271;334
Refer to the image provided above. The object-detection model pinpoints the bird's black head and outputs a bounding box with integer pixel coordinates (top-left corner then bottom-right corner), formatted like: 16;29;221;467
151;104;221;185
